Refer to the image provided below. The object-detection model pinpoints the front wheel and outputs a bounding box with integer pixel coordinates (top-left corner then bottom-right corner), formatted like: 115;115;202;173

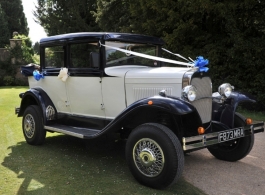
207;113;254;162
126;123;184;189
22;105;46;145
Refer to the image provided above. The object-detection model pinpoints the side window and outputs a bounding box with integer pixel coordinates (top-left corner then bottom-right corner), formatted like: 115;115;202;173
44;46;64;68
70;42;99;68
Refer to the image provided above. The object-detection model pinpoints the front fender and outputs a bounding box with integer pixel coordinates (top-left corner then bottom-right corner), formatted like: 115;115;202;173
100;95;200;136
123;95;197;117
216;91;256;128
228;91;256;106
18;88;57;124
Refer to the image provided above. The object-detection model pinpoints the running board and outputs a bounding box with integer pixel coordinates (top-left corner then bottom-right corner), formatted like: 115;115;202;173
44;124;101;139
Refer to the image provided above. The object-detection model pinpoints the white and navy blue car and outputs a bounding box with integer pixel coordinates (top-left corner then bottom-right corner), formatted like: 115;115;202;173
16;32;264;189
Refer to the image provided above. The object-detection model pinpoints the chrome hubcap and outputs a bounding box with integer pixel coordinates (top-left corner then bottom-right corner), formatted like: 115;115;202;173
24;114;35;138
139;148;156;166
133;138;164;177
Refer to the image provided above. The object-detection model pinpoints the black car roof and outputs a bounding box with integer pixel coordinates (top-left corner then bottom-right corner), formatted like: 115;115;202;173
40;32;165;46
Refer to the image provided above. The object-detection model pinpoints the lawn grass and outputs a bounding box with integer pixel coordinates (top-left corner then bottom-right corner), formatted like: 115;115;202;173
0;87;206;195
237;108;265;122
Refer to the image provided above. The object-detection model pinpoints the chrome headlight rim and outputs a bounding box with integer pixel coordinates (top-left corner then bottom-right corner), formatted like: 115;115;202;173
182;85;197;102
218;83;234;98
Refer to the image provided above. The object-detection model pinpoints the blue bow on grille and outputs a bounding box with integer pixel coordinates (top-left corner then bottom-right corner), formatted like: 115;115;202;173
33;70;44;81
194;56;209;72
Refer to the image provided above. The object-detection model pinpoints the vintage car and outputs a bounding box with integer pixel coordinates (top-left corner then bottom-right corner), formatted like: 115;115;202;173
16;32;264;189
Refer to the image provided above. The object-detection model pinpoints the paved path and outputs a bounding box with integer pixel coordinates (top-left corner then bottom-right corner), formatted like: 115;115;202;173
183;131;265;195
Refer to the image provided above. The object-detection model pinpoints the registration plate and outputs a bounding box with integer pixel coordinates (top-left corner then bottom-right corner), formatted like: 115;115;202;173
218;128;245;143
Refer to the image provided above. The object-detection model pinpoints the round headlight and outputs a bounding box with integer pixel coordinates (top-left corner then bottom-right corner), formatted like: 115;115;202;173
182;85;197;101
218;83;233;98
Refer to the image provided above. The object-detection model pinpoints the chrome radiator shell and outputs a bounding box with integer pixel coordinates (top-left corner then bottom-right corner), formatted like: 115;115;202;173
190;77;212;123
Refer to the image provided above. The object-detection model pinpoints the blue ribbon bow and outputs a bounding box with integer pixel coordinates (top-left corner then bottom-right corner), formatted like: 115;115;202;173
194;56;209;72
33;70;44;81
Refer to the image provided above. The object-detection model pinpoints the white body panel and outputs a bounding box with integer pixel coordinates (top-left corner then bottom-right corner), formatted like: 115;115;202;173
103;66;151;119
29;76;105;118
28;77;71;113
29;66;191;119
125;67;190;105
65;77;105;118
104;66;191;117
102;77;126;119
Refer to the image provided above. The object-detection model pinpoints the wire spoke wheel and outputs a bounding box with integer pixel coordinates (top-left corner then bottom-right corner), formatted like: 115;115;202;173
126;123;184;189
133;138;164;177
23;114;36;139
22;105;46;145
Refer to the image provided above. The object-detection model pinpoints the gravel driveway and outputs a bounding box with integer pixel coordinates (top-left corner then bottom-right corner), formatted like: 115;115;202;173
183;130;265;195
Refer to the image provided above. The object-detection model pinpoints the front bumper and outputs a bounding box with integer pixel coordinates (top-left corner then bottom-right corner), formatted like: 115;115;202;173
182;122;264;152
15;107;20;114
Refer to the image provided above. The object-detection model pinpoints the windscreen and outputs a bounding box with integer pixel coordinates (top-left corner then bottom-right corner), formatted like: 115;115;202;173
105;41;159;67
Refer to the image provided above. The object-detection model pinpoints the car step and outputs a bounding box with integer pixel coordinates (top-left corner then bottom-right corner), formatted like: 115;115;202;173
44;124;101;139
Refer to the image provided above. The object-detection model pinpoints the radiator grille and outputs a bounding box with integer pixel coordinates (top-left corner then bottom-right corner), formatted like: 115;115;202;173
133;87;173;101
191;77;212;123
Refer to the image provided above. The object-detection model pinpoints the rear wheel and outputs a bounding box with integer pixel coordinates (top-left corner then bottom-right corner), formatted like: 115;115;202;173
126;123;184;189
208;113;254;161
22;105;46;145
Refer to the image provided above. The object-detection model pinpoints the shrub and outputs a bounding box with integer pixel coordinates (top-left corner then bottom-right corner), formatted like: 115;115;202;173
9;34;35;65
3;75;14;86
14;78;28;86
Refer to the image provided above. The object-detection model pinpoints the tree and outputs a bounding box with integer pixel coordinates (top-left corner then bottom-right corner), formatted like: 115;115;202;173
0;0;29;38
10;34;34;64
125;0;265;108
93;0;130;32
0;4;9;47
34;0;100;36
33;42;40;55
33;0;265;108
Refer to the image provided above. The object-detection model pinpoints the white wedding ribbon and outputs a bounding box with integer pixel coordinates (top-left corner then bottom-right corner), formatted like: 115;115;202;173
162;48;190;62
100;42;194;67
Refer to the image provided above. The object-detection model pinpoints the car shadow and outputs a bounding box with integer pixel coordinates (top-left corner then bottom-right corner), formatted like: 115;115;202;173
2;134;130;194
2;133;206;194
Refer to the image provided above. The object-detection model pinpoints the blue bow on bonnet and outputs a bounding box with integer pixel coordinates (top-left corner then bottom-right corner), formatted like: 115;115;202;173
194;56;209;72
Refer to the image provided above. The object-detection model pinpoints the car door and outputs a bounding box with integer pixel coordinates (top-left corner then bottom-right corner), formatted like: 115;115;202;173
30;45;71;114
65;42;106;128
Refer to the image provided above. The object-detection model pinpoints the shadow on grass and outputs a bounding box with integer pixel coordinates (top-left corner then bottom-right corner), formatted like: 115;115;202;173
2;134;205;195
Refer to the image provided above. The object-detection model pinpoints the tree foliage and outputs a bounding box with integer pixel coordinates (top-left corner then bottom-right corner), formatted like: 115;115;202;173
33;42;40;55
34;0;265;109
93;0;130;32
0;4;9;47
11;34;34;64
107;0;265;108
34;0;100;36
0;0;28;38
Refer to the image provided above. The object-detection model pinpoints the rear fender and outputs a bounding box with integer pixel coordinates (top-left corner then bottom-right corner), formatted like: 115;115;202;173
18;88;57;124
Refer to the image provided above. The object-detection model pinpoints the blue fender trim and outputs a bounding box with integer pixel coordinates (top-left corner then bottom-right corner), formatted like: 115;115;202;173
219;91;256;128
126;95;196;115
93;95;199;137
17;88;57;124
121;95;197;120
